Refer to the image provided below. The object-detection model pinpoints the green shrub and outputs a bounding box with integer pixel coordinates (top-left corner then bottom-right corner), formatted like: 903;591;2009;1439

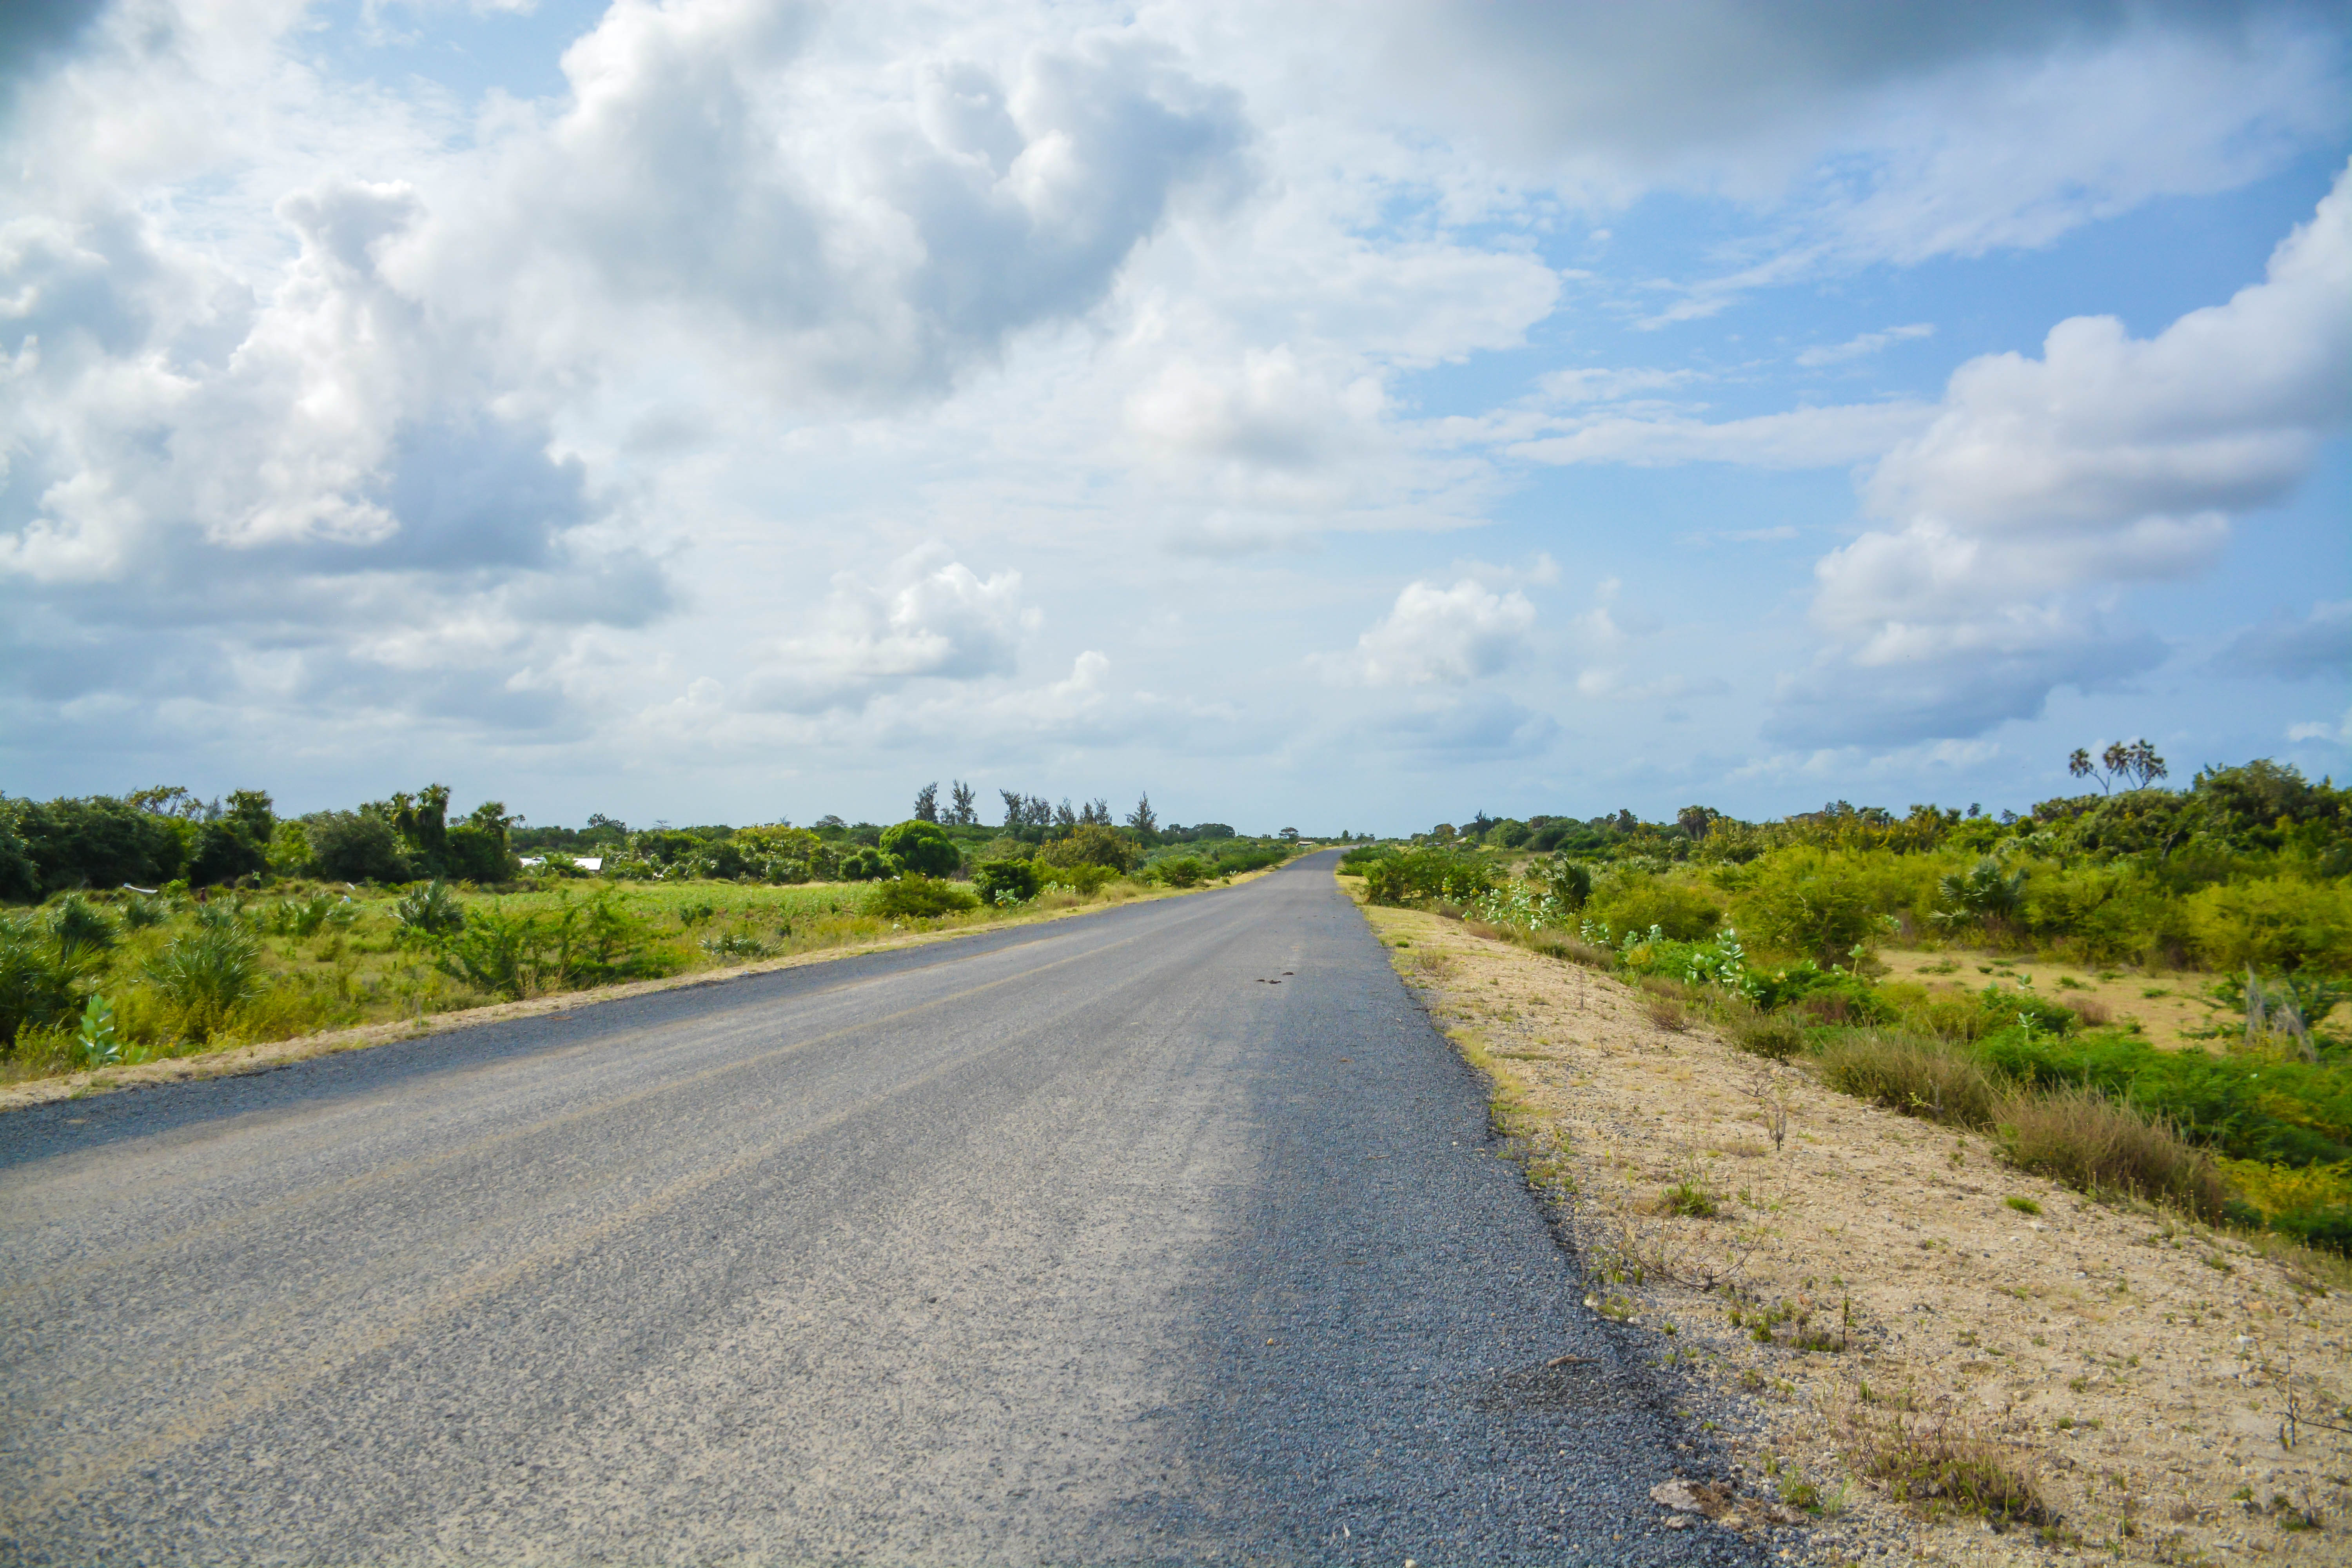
2220;1158;2352;1252
186;820;268;887
120;893;171;929
308;811;411;883
974;860;1040;904
1036;824;1140;873
1156;856;1206;888
838;846;895;881
1975;985;2078;1035
880;820;962;878
1037;863;1122;896
1976;1027;2350;1167
1748;960;1889;1022
268;891;348;938
867;875;981;919
0;913;81;1047
393;880;466;942
0;794;187;898
1204;844;1290;877
433;906;540;1000
47;895;117;966
1931;855;2027;927
1364;850;1494;906
1731;851;1882;965
2183;876;2352;974
443;821;516;883
1587;871;1722;942
144;925;265;1040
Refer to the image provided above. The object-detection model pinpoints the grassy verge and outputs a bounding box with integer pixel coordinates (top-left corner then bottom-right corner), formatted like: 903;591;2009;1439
2;862;1296;1110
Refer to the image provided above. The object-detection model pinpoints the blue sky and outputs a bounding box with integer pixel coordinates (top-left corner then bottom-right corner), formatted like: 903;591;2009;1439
2;0;2347;834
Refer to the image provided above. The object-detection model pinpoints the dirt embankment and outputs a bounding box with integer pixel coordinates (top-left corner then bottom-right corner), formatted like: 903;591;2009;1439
1356;891;2350;1567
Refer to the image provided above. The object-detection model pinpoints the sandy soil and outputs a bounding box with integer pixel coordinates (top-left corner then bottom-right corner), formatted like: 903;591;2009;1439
1877;949;2232;1056
1354;888;2351;1567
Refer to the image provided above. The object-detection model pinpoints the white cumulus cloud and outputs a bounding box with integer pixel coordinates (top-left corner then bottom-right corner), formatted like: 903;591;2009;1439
1770;156;2352;746
1318;578;1537;687
743;548;1038;713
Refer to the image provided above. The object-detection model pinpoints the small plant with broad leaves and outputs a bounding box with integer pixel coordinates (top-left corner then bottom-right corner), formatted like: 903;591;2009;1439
76;993;135;1068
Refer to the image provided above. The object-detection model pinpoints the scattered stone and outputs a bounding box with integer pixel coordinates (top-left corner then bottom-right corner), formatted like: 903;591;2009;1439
1651;1477;1733;1518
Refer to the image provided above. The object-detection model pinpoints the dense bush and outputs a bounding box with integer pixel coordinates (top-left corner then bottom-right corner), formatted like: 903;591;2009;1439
308;812;412;883
1585;871;1723;943
974;860;1040;904
838;847;895;881
1037;863;1124;895
867;875;981;918
880;820;962;878
0;795;187;898
143;925;264;1040
1199;843;1290;877
187;821;269;886
1036;824;1140;873
1364;850;1493;906
0;911;86;1044
1975;1027;2350;1167
2181;876;2352;973
1156;856;1206;888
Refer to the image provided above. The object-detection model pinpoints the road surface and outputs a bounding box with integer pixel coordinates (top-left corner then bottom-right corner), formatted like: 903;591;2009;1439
2;852;1764;1564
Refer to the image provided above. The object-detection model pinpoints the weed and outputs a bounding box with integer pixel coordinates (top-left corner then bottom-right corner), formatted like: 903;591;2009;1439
2005;1195;2043;1216
700;932;774;960
1845;1405;2054;1530
1662;1176;1720;1218
1643;991;1691;1033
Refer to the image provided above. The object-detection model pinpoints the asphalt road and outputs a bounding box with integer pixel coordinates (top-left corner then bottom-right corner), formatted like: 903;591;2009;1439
2;852;1766;1565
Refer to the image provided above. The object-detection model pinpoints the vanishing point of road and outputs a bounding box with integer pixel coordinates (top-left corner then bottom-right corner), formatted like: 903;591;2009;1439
2;852;1766;1565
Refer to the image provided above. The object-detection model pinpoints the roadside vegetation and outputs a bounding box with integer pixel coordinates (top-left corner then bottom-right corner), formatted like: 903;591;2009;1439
0;780;1314;1085
1350;748;2352;1258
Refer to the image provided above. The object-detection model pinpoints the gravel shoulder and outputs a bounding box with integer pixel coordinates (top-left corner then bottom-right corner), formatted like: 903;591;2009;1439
1353;885;2352;1568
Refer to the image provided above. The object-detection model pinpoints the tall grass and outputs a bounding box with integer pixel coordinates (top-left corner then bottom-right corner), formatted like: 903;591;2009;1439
1997;1087;2231;1221
1810;1025;2235;1224
1816;1029;2004;1127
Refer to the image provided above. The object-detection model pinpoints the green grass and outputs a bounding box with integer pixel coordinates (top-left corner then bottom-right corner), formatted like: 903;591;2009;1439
2;874;1160;1084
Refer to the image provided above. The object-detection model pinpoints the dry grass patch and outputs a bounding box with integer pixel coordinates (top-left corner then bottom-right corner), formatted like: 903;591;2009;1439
1996;1087;2230;1221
